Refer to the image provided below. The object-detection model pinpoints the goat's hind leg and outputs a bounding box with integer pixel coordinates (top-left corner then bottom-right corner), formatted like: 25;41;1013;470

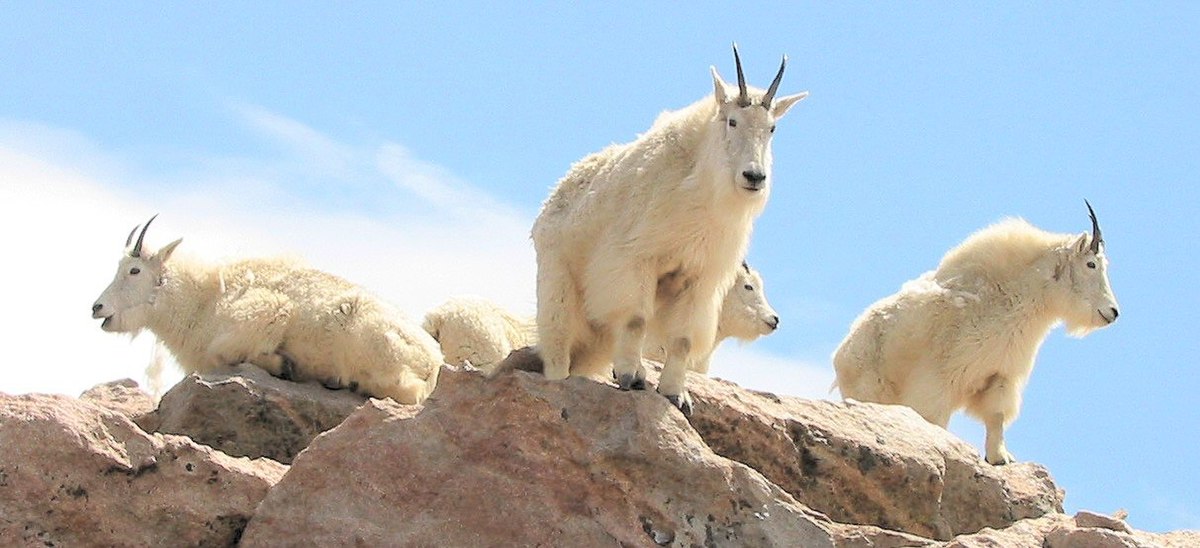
535;255;578;381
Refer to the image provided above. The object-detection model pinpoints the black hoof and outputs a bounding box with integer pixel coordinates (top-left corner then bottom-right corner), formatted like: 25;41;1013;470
617;373;647;391
664;393;693;416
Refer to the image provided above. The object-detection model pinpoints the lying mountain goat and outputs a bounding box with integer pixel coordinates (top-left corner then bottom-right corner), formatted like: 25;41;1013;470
91;216;444;404
432;262;780;377
532;45;807;414
644;261;780;372
422;297;537;374
833;202;1120;464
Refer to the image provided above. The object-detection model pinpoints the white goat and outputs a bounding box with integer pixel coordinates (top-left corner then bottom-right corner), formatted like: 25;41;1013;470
422;297;536;375
531;45;807;413
91;216;444;404
644;261;780;372
832;203;1120;464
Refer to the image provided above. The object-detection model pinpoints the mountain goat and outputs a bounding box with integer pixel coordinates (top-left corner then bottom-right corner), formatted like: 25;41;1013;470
644;261;780;372
532;45;807;413
91;216;444;404
433;262;779;377
832;203;1120;464
422;297;536;375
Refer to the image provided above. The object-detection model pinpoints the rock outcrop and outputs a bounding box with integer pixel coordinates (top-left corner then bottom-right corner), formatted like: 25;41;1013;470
946;511;1200;547
79;377;157;421
1;355;1194;547
240;366;923;547
686;374;1063;540
138;364;371;464
0;393;285;546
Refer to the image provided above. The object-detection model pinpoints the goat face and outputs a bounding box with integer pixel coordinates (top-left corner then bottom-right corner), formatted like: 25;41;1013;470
719;263;780;341
1059;239;1120;336
717;104;778;193
709;45;808;195
1058;203;1119;336
92;216;181;334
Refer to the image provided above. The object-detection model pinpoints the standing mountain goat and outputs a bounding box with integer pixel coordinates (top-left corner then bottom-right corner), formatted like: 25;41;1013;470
91;216;444;404
531;45;807;413
833;203;1120;464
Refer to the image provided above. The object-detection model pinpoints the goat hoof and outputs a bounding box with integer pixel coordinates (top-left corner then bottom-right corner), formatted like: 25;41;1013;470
617;373;647;391
986;451;1016;466
663;392;693;416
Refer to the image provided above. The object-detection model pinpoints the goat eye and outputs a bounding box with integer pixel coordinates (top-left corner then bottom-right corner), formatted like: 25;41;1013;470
1086;261;1097;269
129;267;141;275
744;284;754;291
728;118;737;128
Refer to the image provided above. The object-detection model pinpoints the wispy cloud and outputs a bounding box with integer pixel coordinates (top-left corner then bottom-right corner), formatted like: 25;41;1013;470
0;108;537;396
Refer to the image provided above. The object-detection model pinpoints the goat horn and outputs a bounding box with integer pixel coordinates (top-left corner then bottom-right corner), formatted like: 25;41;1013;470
131;214;158;257
125;224;141;248
732;43;750;107
762;55;787;107
1085;200;1103;254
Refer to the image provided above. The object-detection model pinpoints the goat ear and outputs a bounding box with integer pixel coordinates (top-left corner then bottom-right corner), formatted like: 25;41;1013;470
1071;232;1089;254
710;66;730;105
155;238;183;263
772;91;809;119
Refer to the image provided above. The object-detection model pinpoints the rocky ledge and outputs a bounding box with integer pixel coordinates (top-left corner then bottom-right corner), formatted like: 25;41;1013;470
1;351;1195;546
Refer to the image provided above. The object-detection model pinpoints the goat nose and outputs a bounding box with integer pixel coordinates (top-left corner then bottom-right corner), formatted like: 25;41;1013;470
742;170;766;184
768;315;780;330
92;303;103;314
1110;307;1120;321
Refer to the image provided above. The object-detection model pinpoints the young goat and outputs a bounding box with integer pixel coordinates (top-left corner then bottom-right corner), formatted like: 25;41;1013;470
429;262;780;377
643;261;780;373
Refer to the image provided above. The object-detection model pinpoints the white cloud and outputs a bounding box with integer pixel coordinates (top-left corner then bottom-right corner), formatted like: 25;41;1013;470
0;112;537;397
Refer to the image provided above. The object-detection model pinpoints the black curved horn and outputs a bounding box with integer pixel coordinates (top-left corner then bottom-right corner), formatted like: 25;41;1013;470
125;224;140;248
732;43;750;107
762;55;787;107
131;214;158;257
1085;200;1103;254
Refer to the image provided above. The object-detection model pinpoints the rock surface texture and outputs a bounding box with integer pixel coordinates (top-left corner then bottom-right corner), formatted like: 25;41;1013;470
138;364;371;464
242;368;855;546
0;393;285;546
0;357;1194;547
685;375;1063;540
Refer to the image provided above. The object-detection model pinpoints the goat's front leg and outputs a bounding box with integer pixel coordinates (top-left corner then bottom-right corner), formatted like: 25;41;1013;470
967;374;1021;465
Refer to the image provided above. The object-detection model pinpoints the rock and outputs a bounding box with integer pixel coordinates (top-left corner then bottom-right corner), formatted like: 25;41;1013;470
685;374;1064;540
0;393;285;547
945;513;1200;548
1073;509;1133;533
79;378;157;421
139;363;375;464
243;366;875;547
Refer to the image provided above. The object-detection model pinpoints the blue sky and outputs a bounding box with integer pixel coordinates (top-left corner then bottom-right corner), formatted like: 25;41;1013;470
1;3;1196;533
